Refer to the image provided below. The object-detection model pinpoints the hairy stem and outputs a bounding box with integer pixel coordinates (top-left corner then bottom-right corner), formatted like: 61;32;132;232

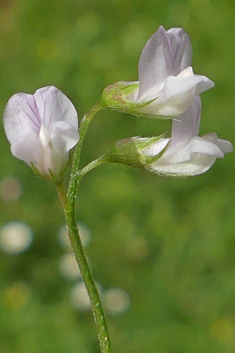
59;102;112;352
78;154;108;181
68;102;103;209
56;182;112;353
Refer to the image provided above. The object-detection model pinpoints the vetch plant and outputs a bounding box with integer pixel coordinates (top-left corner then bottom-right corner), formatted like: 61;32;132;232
3;26;233;353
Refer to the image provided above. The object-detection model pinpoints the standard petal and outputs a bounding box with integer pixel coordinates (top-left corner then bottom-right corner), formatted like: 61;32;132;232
167;28;192;72
138;26;192;100
3;93;41;144
33;86;78;129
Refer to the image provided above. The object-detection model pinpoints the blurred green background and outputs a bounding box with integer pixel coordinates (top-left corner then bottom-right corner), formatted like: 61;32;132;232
0;0;235;352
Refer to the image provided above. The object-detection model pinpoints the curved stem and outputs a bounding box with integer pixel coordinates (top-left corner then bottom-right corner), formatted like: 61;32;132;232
56;182;112;353
78;154;108;181
63;102;112;352
68;102;103;209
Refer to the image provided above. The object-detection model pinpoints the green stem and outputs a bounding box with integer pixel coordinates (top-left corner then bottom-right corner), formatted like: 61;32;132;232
56;182;112;353
78;154;108;181
58;102;111;353
68;102;103;209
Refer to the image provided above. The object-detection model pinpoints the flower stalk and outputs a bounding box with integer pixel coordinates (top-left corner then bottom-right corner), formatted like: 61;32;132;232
65;102;112;353
68;102;103;208
56;181;112;353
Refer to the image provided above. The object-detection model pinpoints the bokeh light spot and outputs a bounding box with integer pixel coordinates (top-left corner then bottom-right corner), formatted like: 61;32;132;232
58;253;82;280
0;176;22;201
103;288;130;315
0;221;33;254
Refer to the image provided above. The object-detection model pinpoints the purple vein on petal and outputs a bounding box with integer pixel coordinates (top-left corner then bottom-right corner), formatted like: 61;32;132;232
162;31;170;72
171;42;180;71
15;95;39;129
20;106;38;128
48;112;53;126
163;49;170;72
40;90;48;126
26;102;41;129
32;95;41;125
169;38;181;74
163;33;179;75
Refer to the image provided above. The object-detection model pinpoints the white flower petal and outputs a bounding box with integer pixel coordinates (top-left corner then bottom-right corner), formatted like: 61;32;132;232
216;138;233;154
50;121;80;154
189;137;224;158
143;138;169;157
11;135;41;166
162;69;213;102
136;67;214;117
150;153;217;176
163;137;224;164
194;75;215;95
203;133;233;154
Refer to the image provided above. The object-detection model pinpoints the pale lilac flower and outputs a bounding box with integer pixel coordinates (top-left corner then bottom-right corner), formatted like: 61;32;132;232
144;96;233;176
3;86;79;178
127;26;214;117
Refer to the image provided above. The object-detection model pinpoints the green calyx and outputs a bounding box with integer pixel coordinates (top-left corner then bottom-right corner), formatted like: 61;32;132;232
106;135;168;170
100;81;158;117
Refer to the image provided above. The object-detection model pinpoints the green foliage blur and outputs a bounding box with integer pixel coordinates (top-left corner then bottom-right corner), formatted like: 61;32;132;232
0;0;235;352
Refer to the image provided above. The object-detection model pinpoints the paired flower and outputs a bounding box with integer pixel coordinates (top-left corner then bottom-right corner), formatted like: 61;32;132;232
107;96;233;176
101;26;214;118
3;86;79;180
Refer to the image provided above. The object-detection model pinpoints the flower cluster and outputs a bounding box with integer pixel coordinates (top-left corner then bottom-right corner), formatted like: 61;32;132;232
104;26;233;175
3;26;233;178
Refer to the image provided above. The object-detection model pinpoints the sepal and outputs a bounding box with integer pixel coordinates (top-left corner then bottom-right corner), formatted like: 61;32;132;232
100;81;164;118
106;135;168;169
